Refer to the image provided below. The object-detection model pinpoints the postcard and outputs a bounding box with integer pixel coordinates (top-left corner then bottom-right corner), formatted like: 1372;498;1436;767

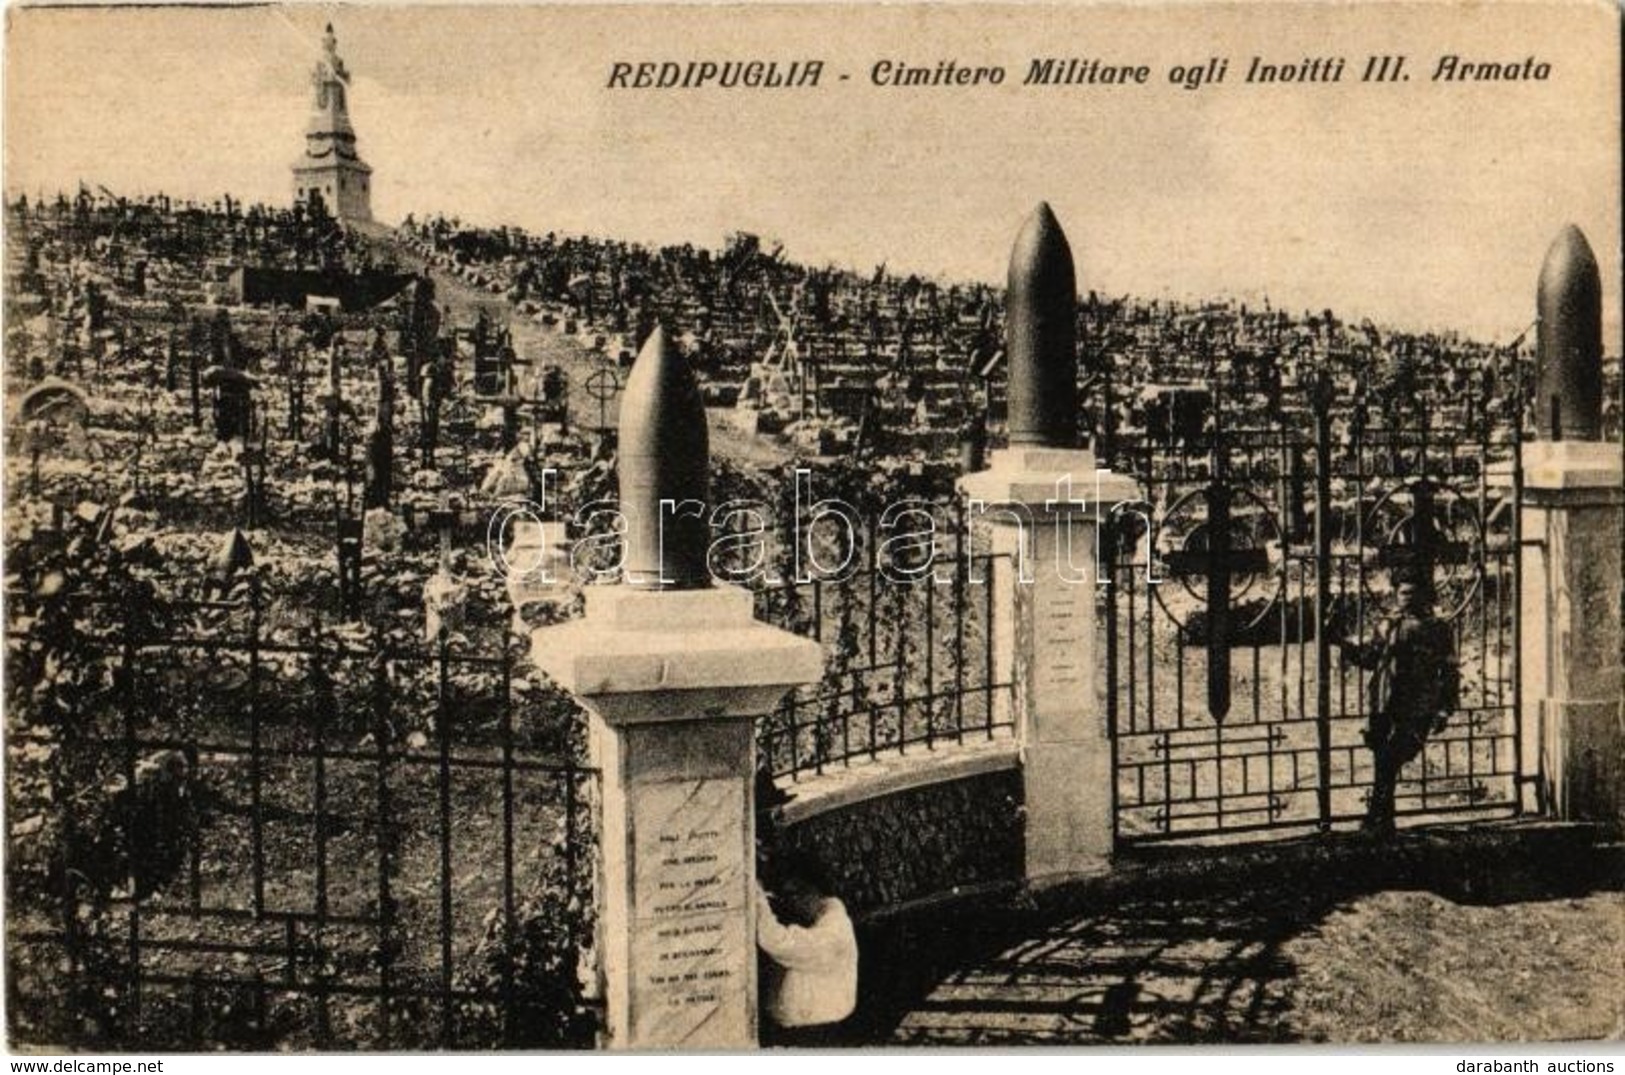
4;0;1621;1055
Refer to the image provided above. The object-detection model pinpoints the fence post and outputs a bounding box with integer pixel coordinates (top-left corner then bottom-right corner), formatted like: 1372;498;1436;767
1519;225;1624;827
959;205;1139;880
529;327;821;1048
1311;373;1336;830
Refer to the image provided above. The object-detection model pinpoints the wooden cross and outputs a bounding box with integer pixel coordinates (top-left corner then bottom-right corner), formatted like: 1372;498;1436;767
336;513;364;620
429;493;457;574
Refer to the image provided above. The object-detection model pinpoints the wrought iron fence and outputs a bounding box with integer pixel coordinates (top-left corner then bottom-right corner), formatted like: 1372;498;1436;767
747;496;1015;780
5;583;599;1050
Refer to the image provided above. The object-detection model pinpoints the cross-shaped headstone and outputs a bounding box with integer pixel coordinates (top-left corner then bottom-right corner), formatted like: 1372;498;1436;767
240;441;266;528
365;421;392;510
429;497;457;574
27;425;43;496
287;354;306;441
445;406;477;486
585;367;621;433
520;375;554;452
497;395;520;451
189;343;202;427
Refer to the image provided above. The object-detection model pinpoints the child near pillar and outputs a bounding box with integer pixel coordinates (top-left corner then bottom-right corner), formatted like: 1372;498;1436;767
755;853;858;1047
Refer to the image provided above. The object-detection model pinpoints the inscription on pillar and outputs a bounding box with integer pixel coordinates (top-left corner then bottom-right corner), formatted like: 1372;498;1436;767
630;779;748;1046
1031;577;1092;733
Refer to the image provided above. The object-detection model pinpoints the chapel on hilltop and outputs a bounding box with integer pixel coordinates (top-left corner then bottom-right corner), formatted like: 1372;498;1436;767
292;24;373;222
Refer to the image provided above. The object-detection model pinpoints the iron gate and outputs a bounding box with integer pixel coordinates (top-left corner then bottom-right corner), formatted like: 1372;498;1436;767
1102;368;1525;845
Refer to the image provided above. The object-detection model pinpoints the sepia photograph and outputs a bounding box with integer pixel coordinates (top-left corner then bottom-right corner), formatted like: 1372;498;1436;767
2;0;1622;1056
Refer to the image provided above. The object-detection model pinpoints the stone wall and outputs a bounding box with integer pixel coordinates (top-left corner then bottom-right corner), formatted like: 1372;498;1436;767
227;267;415;312
775;768;1024;918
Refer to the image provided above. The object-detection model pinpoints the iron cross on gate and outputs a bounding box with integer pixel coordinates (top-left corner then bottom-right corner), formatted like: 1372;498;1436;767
1161;479;1272;722
1374;479;1470;594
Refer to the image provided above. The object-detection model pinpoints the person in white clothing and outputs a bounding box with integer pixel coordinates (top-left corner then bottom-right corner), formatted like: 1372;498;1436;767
755;857;858;1047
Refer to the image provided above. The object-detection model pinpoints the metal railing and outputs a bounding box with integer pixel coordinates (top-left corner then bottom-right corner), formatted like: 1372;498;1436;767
5;584;599;1050
746;497;1015;780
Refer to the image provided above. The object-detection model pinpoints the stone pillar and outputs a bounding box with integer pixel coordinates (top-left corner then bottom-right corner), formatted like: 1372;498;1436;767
1520;443;1623;825
963;450;1137;878
528;327;821;1048
960;204;1140;880
1518;225;1625;828
531;586;820;1048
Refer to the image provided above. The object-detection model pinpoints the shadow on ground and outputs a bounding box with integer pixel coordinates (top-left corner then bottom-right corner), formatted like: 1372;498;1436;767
826;822;1623;1046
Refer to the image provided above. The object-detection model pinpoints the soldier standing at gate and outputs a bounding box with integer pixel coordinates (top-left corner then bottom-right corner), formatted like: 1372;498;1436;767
1337;566;1459;836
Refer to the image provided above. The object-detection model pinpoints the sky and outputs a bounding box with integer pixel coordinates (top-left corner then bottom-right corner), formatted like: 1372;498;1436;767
5;2;1621;349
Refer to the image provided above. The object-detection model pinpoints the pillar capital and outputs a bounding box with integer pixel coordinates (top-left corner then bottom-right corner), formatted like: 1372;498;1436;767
531;585;823;723
1521;441;1624;502
959;446;1141;520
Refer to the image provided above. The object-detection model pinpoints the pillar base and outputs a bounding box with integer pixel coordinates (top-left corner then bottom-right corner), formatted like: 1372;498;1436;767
1539;699;1625;828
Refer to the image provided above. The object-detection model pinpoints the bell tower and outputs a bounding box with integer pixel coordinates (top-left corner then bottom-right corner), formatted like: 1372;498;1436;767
291;24;373;223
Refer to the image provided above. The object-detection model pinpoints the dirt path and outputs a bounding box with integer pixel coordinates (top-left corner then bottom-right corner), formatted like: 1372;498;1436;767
368;229;610;412
368;229;791;470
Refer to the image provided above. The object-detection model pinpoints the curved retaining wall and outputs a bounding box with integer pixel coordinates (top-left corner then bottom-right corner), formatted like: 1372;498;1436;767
771;738;1024;918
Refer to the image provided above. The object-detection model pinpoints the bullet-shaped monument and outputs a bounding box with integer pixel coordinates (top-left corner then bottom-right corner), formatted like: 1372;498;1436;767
1519;224;1625;828
960;203;1140;880
1006;202;1080;448
526;333;820;1048
618;325;711;589
1535;224;1603;441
